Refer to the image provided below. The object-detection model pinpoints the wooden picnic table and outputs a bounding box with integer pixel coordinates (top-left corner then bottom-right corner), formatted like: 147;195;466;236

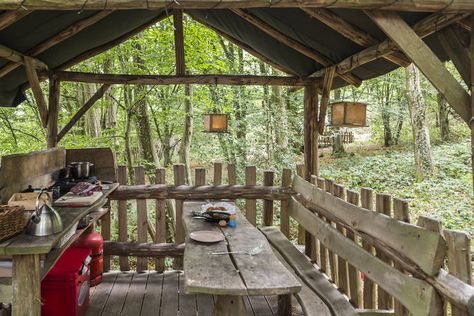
182;201;301;316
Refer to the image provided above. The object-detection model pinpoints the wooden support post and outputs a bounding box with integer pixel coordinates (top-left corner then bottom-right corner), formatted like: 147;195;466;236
303;85;315;180
117;166;130;271
311;89;320;177
57;84;110;141
47;77;60;148
444;230;472;316
245;166;257;226
471;14;474;195
346;189;362;308
195;167;206;186
173;9;185;76
334;184;349;295
101;202;111;272
135;166;148;272
375;193;393;309
360;187;375;309
227;164;236;185
24;56;48;127
310;175;320;266
155;167;167;272
280;168;292;238
174;164;185;269
277;294;292;316
393;198;410;316
263;170;274;226
366;10;471;125
12;254;41;316
213;162;222;185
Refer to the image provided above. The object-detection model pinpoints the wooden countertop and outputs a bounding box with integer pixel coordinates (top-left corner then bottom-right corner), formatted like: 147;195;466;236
0;183;119;256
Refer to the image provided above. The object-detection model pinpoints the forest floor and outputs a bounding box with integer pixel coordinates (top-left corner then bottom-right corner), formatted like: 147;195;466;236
318;138;473;236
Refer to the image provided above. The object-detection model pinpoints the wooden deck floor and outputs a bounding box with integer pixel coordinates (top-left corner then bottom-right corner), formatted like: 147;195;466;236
87;271;304;316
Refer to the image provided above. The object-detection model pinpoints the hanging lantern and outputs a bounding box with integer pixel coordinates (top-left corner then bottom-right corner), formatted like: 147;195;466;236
203;114;228;133
330;102;367;127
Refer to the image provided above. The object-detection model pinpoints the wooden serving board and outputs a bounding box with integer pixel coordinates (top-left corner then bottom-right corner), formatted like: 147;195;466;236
53;191;103;207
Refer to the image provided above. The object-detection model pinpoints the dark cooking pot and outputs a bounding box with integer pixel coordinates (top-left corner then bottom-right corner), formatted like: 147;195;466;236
69;162;94;178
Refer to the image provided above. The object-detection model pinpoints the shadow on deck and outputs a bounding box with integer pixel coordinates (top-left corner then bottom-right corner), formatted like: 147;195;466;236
87;271;304;316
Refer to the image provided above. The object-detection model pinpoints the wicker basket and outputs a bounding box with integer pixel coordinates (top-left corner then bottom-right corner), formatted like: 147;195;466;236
0;205;26;242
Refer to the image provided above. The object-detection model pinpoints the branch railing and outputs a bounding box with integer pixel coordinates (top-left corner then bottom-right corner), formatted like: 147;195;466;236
101;162;473;315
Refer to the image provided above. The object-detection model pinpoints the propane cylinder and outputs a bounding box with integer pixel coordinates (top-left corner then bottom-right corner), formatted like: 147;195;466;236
73;230;103;287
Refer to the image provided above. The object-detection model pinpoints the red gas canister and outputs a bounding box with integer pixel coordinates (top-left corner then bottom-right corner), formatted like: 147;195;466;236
73;230;103;287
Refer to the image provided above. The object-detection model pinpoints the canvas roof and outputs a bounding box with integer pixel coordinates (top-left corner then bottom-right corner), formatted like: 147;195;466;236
0;8;459;107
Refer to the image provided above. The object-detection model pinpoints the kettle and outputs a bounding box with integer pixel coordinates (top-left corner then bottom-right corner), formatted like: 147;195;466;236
26;190;63;236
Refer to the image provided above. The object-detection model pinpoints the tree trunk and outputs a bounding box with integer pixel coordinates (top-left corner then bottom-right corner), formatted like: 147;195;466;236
405;64;434;179
83;83;101;138
179;83;193;185
437;93;450;142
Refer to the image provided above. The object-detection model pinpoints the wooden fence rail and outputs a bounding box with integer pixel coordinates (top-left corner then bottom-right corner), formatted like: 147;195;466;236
99;163;473;316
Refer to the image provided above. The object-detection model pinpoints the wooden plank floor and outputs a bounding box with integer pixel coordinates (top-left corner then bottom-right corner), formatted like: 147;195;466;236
87;271;304;316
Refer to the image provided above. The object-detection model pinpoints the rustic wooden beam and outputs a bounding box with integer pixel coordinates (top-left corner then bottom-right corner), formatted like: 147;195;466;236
457;18;470;31
46;77;60;148
191;14;296;75
57;84;110;141
103;241;184;257
12;255;41;316
318;65;336;134
438;27;471;86
0;43;47;70
471;14;474;195
303;84;314;180
109;184;292;200
173;10;185;76
48;70;318;86
24;56;48;128
302;8;410;67
311;12;468;80
0;9;31;31
230;8;361;86
366;10;471;125
0;11;112;79
2;0;474;11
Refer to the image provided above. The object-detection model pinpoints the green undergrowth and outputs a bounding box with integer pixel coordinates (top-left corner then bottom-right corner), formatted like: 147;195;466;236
320;139;473;236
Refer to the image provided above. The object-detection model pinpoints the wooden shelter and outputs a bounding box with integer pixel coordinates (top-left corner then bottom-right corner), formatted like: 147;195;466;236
0;1;472;316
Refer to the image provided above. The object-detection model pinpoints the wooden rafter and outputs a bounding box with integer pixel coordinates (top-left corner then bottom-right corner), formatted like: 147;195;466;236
0;43;47;70
173;10;185;76
0;11;112;79
57;84;111;141
46;71;317;86
47;77;60;148
457;18;470;31
230;8;361;87
311;12;468;79
191;14;296;76
302;8;410;67
366;10;471;125
0;9;31;31
24;56;48;127
318;66;336;134
2;0;474;12
438;27;471;86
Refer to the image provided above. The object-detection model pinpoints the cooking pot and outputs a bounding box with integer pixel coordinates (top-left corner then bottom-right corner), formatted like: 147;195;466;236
26;190;63;236
69;162;94;178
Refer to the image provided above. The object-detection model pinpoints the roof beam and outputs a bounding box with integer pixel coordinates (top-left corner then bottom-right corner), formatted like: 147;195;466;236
1;0;474;12
302;8;410;67
0;11;112;79
366;10;471;125
0;9;31;31
438;27;471;86
57;84;111;141
47;70;318;86
318;66;336;134
231;8;361;86
311;12;468;79
191;14;296;75
24;56;48;127
0;42;47;70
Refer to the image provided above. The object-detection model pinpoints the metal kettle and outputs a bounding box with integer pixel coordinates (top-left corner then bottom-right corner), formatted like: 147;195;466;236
26;190;63;236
